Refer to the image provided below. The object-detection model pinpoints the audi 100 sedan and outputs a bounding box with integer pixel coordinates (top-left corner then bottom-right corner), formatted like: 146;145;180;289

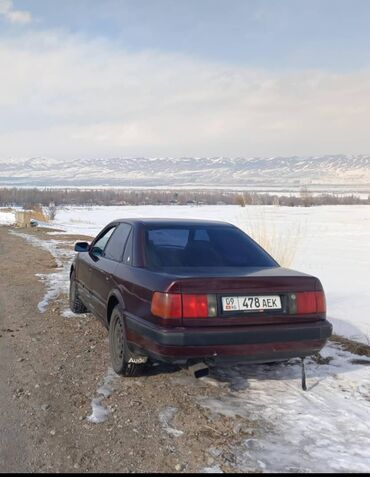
70;219;332;376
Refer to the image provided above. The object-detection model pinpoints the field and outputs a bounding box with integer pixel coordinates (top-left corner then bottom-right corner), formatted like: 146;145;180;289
49;204;370;344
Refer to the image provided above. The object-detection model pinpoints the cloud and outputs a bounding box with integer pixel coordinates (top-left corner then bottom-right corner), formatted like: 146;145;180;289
0;0;32;24
1;29;370;158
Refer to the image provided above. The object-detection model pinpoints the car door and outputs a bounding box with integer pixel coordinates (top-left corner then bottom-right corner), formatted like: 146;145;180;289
80;225;116;318
89;223;132;321
76;226;115;308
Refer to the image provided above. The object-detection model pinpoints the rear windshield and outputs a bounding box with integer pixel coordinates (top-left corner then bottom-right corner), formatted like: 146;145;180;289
144;225;277;269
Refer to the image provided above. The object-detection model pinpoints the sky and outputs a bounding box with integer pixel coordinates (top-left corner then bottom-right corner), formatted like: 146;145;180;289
1;0;370;159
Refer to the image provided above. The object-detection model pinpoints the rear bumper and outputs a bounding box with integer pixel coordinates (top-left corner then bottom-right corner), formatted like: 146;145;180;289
125;315;332;364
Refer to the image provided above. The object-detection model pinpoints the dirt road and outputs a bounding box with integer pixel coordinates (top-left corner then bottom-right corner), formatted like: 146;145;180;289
0;226;256;473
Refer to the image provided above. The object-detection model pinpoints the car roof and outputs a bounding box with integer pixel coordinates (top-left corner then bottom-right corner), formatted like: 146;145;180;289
113;218;235;227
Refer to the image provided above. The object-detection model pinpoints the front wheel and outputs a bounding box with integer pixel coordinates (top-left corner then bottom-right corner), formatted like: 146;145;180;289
109;306;147;377
69;272;88;314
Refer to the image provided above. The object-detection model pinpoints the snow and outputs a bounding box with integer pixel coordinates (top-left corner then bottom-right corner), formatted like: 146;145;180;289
195;344;370;473
8;204;370;472
0;209;15;225
62;308;80;318
51;204;370;344
87;368;118;424
158;406;184;437
10;231;73;313
202;464;224;473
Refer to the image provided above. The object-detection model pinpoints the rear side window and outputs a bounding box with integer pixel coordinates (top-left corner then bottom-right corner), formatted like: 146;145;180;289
104;223;132;262
144;225;277;269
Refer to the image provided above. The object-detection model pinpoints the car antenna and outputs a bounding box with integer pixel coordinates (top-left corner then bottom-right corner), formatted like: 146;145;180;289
301;357;307;391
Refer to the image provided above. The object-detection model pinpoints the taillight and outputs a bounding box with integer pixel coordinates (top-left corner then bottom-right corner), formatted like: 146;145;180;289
290;291;326;314
151;292;182;319
315;291;326;313
183;294;208;318
151;292;217;319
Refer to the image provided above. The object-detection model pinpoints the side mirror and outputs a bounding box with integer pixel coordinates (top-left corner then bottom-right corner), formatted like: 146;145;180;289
74;242;89;252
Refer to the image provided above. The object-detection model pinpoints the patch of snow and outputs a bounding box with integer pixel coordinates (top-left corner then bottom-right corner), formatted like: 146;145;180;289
158;406;184;437
10;231;73;313
35;271;68;313
46;230;71;235
87;368;118;424
198;376;227;388
89;397;111;424
202;464;223;473
197;343;370;473
62;308;81;318
0;210;15;225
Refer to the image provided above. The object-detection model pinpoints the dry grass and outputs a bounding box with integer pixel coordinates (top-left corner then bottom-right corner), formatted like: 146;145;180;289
237;207;305;268
30;206;50;223
330;334;370;358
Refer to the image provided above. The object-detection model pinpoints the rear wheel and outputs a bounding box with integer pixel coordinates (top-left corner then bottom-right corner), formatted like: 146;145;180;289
109;306;147;377
69;271;88;313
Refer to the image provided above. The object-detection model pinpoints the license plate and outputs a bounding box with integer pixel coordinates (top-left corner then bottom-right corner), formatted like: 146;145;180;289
222;295;282;312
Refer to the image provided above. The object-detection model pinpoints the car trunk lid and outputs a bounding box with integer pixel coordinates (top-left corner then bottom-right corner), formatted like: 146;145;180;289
165;267;323;327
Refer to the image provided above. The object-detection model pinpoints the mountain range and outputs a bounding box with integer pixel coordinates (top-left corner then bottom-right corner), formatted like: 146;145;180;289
0;155;369;192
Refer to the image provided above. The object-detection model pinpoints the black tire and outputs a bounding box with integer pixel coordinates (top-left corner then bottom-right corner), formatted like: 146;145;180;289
109;306;146;377
69;271;88;314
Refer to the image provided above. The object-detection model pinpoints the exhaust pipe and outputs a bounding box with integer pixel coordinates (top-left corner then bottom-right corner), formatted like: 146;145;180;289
187;361;209;379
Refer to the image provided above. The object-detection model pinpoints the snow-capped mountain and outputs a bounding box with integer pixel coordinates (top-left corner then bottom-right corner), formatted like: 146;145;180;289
0;155;369;191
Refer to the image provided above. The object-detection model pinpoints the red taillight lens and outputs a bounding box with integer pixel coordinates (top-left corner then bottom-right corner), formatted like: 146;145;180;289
182;294;208;318
316;291;326;313
295;291;326;314
296;292;316;314
151;292;217;319
151;292;182;319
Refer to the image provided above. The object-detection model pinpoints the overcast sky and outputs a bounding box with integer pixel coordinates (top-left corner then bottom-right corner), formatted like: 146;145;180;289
1;0;370;159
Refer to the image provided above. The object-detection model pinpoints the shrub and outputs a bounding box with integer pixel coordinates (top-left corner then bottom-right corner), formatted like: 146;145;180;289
237;207;304;267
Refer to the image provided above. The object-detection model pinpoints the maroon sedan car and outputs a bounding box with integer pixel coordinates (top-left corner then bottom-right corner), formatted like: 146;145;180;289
70;219;332;376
